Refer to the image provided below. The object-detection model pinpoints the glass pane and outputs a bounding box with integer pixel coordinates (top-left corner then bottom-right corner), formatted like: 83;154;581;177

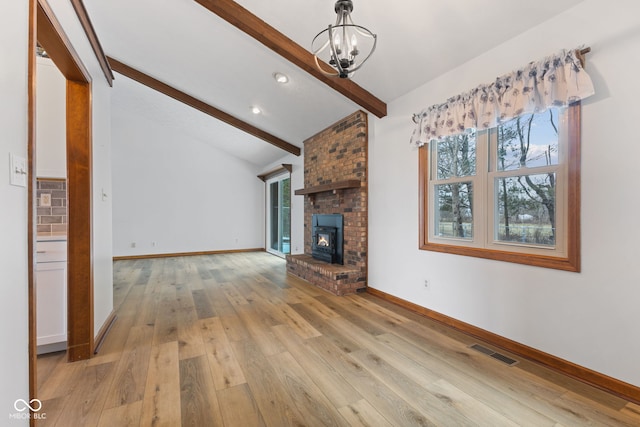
269;182;279;251
434;182;473;239
497;108;561;171
434;132;476;179
281;178;291;254
495;173;556;246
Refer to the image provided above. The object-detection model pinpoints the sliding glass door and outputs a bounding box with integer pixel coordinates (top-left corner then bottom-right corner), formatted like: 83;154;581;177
266;174;291;257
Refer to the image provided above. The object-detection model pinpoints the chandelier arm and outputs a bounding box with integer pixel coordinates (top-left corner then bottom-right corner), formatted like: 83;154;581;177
334;8;343;26
345;12;372;38
346;12;355;26
341;19;349;52
313;55;339;77
345;12;374;39
312;36;331;56
352;25;375;39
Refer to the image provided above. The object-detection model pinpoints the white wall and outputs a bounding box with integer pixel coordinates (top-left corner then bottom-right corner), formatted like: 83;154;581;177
91;71;115;336
111;109;265;257
1;2;30;422
369;0;640;388
36;57;66;179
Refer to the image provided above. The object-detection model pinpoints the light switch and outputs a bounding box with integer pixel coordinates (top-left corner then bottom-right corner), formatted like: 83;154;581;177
9;153;27;187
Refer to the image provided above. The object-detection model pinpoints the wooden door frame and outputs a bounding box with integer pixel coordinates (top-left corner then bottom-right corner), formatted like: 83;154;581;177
28;0;94;411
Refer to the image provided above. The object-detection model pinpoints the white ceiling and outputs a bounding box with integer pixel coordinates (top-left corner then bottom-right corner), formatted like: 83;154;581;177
84;0;583;167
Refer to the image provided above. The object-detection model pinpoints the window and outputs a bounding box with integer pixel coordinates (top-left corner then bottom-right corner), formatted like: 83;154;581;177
419;104;581;271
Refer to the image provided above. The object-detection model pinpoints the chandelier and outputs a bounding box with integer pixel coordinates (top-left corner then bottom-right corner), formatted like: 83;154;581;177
311;0;377;79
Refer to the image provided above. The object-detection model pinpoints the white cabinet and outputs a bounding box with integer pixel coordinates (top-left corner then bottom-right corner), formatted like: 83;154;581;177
36;239;67;353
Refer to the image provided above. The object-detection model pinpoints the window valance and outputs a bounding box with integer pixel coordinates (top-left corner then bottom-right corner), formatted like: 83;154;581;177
410;48;595;146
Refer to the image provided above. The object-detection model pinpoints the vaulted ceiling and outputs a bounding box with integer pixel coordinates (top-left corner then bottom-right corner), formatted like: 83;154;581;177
83;0;583;167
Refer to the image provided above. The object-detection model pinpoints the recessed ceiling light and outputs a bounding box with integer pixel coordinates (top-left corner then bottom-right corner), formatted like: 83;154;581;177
251;106;262;115
273;72;289;84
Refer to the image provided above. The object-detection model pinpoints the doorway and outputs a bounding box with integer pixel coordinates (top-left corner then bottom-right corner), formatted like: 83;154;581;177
266;173;291;257
29;0;94;407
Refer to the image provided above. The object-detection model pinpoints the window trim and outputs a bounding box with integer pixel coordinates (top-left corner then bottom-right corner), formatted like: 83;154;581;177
419;103;581;272
265;171;292;258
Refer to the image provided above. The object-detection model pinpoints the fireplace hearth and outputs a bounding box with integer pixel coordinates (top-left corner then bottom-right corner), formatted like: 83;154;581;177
312;214;343;264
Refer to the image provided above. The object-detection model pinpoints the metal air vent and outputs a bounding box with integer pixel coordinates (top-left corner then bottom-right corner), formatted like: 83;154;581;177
469;343;519;366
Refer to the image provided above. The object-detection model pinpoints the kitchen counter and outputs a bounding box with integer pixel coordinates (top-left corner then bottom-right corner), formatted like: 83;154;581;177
37;234;67;242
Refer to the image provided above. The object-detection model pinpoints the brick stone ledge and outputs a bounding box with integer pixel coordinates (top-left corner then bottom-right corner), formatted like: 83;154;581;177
286;254;366;296
287;254;360;277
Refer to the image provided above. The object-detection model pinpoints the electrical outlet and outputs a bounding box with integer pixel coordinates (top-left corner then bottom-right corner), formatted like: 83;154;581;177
424;279;430;289
131;242;136;248
40;193;52;207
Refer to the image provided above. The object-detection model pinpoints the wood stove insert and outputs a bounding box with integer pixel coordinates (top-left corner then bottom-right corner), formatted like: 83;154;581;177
311;214;343;264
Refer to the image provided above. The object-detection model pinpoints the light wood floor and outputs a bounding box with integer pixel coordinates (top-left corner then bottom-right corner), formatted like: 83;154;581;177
37;252;640;426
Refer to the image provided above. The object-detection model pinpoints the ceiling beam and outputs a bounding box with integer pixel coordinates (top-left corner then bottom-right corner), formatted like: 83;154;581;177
194;0;387;119
69;0;114;86
107;57;301;156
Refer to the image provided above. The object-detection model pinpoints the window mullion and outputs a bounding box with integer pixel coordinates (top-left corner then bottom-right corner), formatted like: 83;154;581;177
475;130;489;248
491;165;560;179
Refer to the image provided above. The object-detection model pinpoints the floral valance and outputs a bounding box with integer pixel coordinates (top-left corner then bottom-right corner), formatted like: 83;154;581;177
410;48;595;146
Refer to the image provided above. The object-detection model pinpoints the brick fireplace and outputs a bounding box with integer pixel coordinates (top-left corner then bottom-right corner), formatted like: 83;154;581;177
286;111;368;295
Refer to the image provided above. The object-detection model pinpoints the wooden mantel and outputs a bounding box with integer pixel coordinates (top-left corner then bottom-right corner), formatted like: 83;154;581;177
294;180;360;196
294;179;361;206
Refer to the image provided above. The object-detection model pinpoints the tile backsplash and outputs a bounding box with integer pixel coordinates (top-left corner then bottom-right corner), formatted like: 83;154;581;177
37;179;67;236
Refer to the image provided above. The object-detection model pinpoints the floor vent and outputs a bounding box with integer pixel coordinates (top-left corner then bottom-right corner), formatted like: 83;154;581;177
469;343;519;366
